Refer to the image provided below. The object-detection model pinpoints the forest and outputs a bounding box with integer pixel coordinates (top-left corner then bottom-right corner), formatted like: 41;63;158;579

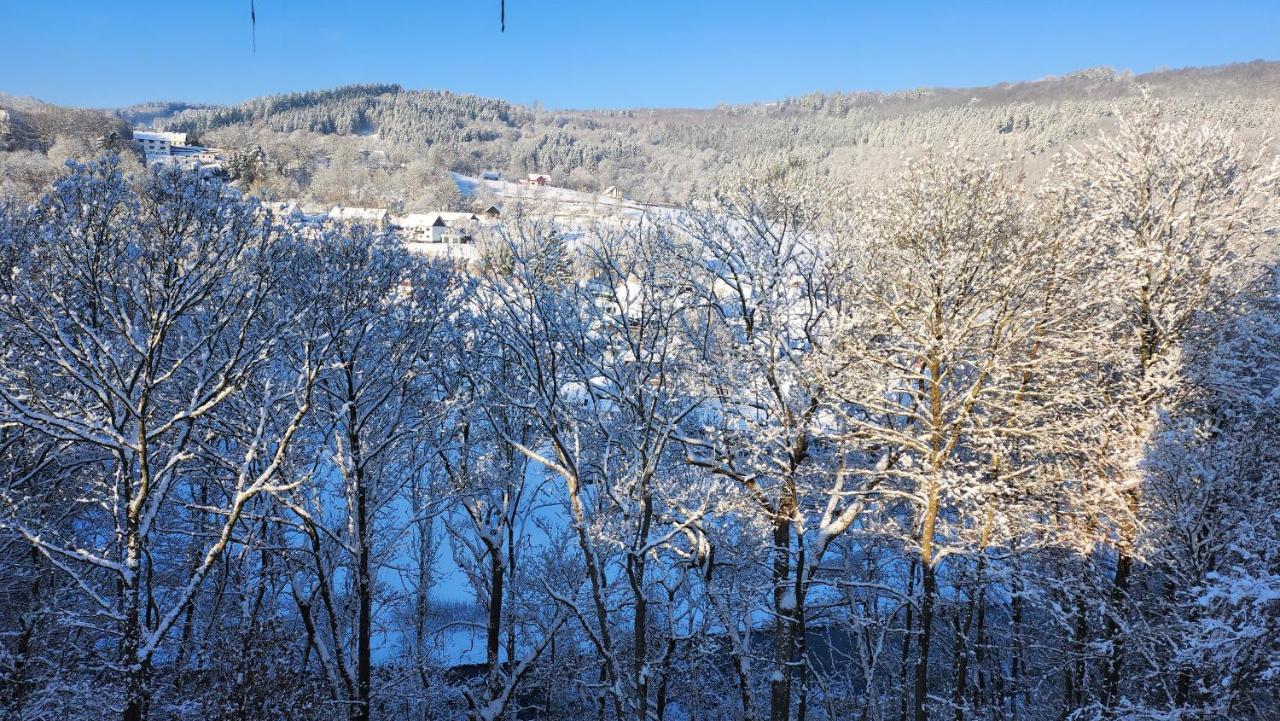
0;98;1277;721
3;62;1280;209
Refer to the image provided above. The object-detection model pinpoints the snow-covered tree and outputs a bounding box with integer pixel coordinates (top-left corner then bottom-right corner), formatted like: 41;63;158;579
1053;104;1278;717
0;160;320;721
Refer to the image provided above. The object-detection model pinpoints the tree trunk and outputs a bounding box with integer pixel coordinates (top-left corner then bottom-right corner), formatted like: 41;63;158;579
121;653;150;721
121;469;150;721
769;511;796;721
795;577;809;721
913;469;941;721
1008;569;1025;721
915;319;945;721
354;496;372;721
1063;579;1089;720
953;511;992;721
951;608;967;721
973;580;990;713
486;544;505;696
1100;547;1133;717
562;461;624;721
412;486;434;691
346;363;372;721
738;653;756;721
897;557;918;721
913;559;937;721
630;490;655;721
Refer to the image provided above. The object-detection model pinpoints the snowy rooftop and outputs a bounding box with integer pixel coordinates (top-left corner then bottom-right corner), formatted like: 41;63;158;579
134;130;188;144
395;211;478;228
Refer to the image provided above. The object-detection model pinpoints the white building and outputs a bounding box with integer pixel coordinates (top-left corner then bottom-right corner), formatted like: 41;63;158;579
134;130;188;160
133;130;226;171
394;213;439;242
394;211;479;243
169;145;224;167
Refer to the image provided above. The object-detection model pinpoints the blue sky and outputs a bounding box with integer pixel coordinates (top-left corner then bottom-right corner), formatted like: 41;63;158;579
1;1;1277;109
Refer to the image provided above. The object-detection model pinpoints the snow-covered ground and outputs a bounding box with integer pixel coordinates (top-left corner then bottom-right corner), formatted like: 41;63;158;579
452;172;645;213
450;172;690;230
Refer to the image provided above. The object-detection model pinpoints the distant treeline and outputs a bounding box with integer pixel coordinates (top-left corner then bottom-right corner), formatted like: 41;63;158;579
4;61;1280;207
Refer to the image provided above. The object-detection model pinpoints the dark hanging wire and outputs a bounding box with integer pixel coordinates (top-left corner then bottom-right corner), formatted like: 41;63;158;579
250;2;501;48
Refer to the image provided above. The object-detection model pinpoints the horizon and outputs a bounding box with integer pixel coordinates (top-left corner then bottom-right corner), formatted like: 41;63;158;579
2;1;1279;110
10;59;1277;115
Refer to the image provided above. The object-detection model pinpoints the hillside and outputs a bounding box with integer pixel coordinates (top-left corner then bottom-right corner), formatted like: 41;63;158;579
150;61;1280;205
4;61;1279;207
0;93;129;153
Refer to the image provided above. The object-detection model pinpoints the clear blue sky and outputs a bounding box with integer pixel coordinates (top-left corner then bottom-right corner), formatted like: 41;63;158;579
2;1;1277;109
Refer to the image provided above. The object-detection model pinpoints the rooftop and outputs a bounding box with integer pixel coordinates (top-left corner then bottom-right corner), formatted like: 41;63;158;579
134;130;188;144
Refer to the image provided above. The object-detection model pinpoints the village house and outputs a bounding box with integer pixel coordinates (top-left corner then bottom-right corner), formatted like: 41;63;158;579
264;201;326;225
393;211;480;243
526;173;551;186
394;213;437;242
259;201;327;238
170;145;224;166
134;130;227;171
134;130;188;160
